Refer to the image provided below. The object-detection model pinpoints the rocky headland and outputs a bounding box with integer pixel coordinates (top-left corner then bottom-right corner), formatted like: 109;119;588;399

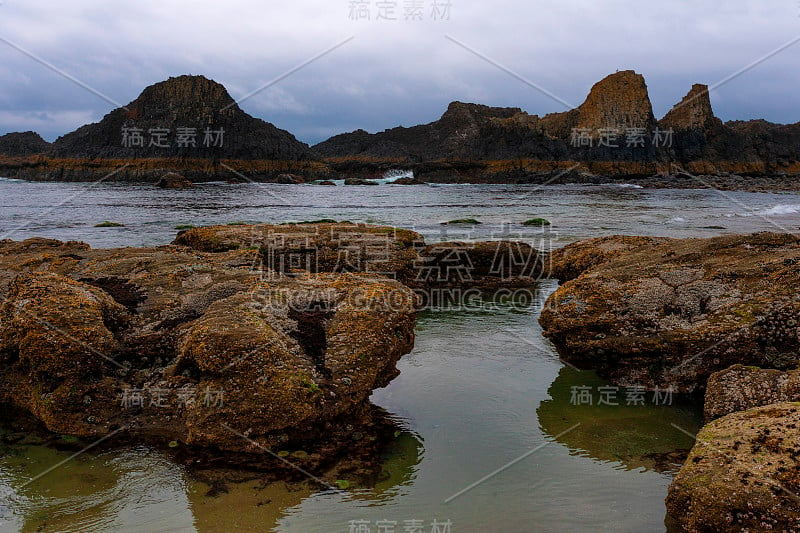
315;71;800;187
1;71;798;188
0;75;333;184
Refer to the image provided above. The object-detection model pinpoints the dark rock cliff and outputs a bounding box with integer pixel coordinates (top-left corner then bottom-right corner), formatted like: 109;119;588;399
48;75;313;160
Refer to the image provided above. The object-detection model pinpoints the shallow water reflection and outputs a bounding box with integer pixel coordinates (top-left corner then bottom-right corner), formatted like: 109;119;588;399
1;283;702;532
538;367;703;474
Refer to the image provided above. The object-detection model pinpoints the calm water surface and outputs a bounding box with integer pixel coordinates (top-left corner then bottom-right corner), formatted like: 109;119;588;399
1;179;797;532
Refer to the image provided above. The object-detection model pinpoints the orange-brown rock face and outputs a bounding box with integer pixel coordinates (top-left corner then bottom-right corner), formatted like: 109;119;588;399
576;70;657;133
540;70;657;139
661;84;722;131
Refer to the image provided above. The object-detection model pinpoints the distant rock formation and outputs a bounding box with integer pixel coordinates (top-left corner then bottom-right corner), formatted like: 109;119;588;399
539;70;657;137
1;71;798;183
314;102;524;161
661;84;721;131
0;131;50;156
313;70;800;172
49;75;313;160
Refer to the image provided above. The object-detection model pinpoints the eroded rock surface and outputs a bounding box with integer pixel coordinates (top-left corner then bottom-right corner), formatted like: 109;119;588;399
546;235;669;282
667;403;800;532
0;236;415;460
173;223;547;290
705;364;800;421
540;233;800;392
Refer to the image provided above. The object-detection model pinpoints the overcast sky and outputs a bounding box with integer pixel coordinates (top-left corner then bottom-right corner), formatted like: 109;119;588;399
1;0;798;144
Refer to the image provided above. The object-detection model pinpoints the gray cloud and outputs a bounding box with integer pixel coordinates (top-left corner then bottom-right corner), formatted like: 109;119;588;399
0;0;798;144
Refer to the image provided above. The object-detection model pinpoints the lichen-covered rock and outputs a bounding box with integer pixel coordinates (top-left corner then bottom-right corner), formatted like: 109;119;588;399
0;272;129;434
0;236;416;459
705;365;800;420
172;223;546;290
667;403;800;532
547;235;669;281
172;274;416;451
0;271;128;376
173;223;422;284
540;232;800;392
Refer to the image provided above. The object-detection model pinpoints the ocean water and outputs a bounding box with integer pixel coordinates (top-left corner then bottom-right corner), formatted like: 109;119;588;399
1;179;798;532
1;179;799;248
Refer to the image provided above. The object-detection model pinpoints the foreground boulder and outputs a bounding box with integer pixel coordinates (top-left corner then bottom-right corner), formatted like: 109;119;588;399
540;233;800;392
0;237;415;460
705;365;800;420
667;403;800;532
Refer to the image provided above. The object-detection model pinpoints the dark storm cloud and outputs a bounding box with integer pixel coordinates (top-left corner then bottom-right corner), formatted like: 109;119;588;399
0;0;798;143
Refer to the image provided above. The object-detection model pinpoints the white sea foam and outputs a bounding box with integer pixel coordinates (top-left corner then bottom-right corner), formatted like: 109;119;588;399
760;204;800;216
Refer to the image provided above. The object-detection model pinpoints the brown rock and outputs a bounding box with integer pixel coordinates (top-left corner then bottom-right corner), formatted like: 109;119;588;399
418;241;544;287
173;223;424;284
0;271;129;434
547;235;670;282
0;236;416;458
539;232;800;392
156;172;194;189
661;84;722;131
704;364;800;420
667;402;800;532
576;70;657;134
172;273;416;450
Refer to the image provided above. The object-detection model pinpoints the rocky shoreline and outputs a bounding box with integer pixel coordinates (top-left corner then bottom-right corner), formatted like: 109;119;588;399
3;157;800;192
3;224;800;528
0;223;544;486
1;72;798;191
540;232;800;532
